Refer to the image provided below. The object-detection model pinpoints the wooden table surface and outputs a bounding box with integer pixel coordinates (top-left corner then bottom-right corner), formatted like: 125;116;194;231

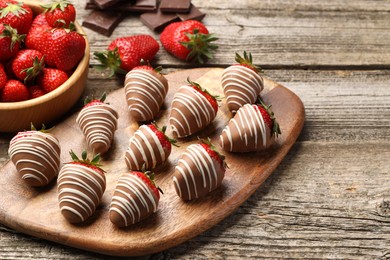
1;0;390;259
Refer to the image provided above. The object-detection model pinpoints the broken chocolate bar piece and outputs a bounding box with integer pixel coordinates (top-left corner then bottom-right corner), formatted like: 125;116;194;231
86;0;157;12
92;0;121;9
159;0;191;13
140;9;180;32
177;4;205;21
82;10;125;36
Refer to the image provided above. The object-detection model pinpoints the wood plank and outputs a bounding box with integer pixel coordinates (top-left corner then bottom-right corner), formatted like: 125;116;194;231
76;1;390;68
0;142;389;259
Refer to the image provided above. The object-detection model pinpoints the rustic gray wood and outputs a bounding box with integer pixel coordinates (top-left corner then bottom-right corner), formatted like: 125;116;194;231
0;0;390;258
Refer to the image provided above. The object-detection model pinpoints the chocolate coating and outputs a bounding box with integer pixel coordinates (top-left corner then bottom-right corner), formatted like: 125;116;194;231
221;65;264;113
57;163;106;224
173;144;225;200
109;172;159;227
125;69;168;122
8;131;61;187
169;85;216;138
125;125;170;171
77;103;118;155
219;104;273;152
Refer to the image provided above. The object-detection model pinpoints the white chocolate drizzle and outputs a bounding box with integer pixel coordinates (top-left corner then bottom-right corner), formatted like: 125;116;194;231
169;85;216;138
110;172;159;226
221;65;264;113
76;103;118;154
125;125;167;170
125;69;168;121
8;131;60;186
220;104;268;151
173;144;223;200
57;163;106;223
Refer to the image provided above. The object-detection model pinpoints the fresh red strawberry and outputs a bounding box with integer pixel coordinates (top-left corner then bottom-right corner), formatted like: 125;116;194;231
37;68;68;93
25;23;52;53
0;63;7;90
169;78;219;138
173;140;226;200
160;20;218;63
44;27;86;70
94;35;159;76
0;79;29;102
131;65;154;71
125;123;176;171
0;24;24;62
8;124;61;187
0;1;33;34
187;78;218;113
42;0;76;28
58;150;106;223
31;13;50;27
11;49;44;82
110;170;162;227
28;85;45;99
219;101;281;153
77;93;118;155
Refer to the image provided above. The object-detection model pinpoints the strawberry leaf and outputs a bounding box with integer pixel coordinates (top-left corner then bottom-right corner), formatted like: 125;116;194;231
180;29;218;64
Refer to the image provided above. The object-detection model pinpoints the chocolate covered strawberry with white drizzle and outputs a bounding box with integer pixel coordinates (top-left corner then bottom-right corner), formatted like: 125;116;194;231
57;151;106;224
8;124;61;187
221;51;264;113
125;123;177;171
76;94;118;155
124;64;168;122
173;139;227;200
219;100;281;152
110;170;162;227
169;78;219;138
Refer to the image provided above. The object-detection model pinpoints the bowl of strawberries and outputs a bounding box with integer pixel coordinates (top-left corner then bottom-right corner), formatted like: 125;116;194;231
0;0;89;133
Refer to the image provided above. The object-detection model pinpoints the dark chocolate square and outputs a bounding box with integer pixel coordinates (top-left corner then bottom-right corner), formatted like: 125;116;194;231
159;0;191;13
82;10;125;36
177;4;205;21
140;9;180;32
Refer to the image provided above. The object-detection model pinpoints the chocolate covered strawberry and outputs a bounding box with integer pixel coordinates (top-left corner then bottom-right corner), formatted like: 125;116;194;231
8;125;61;187
0;1;33;34
221;51;264;113
160;20;218;63
11;49;44;82
173;139;226;200
94;35;159;76
124;64;168;122
0;24;24;62
125;123;176;171
110;170;161;227
169;78;219;138
58;151;106;223
76;94;118;155
219;101;281;152
0;79;29;102
42;0;76;28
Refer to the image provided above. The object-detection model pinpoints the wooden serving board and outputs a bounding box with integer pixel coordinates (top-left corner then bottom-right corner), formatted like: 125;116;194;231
0;68;304;256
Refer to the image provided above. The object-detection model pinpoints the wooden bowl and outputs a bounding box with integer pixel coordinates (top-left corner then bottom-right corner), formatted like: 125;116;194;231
0;0;90;133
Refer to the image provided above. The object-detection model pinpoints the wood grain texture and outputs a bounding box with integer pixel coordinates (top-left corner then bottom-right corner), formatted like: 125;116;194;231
0;0;389;257
0;68;304;256
74;0;390;69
